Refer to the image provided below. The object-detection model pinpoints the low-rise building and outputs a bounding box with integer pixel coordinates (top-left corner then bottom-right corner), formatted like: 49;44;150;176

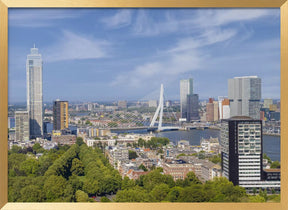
85;139;115;147
126;169;149;180
263;168;281;181
52;134;76;145
200;137;219;152
108;147;129;168
201;161;221;182
163;160;196;181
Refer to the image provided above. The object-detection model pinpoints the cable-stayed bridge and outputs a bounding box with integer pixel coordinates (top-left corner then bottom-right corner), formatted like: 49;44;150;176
106;84;181;132
147;84;181;132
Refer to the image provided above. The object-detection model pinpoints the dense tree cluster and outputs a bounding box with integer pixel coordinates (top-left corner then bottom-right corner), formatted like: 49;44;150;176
115;170;280;202
137;137;169;149
8;144;72;202
114;170;249;202
78;144;122;196
8;138;120;202
8;140;280;203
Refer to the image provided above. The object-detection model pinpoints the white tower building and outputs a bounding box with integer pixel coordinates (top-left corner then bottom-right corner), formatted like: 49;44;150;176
26;45;43;138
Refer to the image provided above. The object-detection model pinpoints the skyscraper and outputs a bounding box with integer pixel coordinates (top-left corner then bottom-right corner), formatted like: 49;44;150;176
221;116;263;186
228;76;261;119
180;78;193;119
53;100;69;130
187;94;200;121
26;45;43;138
15;111;29;142
221;116;280;193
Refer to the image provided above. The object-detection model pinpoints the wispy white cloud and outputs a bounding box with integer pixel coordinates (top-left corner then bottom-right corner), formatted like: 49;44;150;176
44;30;111;62
131;9;278;37
101;9;132;28
9;9;80;28
193;9;278;27
132;10;180;36
110;47;203;88
110;8;279;98
110;26;237;89
167;28;237;53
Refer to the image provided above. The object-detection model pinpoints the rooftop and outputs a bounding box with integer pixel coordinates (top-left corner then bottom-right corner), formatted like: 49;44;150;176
227;116;259;121
263;168;281;172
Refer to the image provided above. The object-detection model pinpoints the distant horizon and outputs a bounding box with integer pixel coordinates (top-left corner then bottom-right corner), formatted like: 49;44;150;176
9;98;281;106
9;8;280;103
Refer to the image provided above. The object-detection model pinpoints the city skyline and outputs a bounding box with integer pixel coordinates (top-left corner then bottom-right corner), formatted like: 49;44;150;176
8;8;280;103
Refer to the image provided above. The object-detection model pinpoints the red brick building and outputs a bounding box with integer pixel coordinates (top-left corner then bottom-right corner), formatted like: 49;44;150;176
52;135;76;145
163;162;196;181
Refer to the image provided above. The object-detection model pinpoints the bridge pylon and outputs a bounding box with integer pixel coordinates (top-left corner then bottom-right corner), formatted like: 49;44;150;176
149;84;164;131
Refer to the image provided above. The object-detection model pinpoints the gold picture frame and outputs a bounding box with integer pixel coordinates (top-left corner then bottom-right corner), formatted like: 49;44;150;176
0;0;287;209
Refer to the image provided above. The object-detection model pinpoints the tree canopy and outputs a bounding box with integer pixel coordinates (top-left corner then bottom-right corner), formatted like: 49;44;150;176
8;141;277;203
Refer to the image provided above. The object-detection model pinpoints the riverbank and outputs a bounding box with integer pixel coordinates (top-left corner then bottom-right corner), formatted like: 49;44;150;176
155;129;280;161
208;127;280;137
263;133;280;137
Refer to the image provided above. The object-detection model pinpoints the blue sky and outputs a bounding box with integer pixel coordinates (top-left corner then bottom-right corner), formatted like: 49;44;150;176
8;8;280;103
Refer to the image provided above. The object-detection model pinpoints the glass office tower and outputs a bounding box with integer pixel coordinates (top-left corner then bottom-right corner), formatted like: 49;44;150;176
26;45;43;138
180;78;193;120
228;76;261;119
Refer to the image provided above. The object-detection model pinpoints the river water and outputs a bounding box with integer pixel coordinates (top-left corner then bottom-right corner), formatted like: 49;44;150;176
115;129;280;161
46;122;280;161
155;130;280;161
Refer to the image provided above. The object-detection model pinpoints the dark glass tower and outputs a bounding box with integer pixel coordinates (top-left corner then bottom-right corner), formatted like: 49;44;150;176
187;94;200;122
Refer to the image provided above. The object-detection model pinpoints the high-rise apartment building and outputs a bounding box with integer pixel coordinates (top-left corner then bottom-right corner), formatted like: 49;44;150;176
26;45;43;138
187;94;200;121
206;98;215;122
53;100;69;130
228;76;261;120
218;97;230;120
180;78;193;119
15;111;29;142
221;116;280;193
221;116;263;186
213;101;219;121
